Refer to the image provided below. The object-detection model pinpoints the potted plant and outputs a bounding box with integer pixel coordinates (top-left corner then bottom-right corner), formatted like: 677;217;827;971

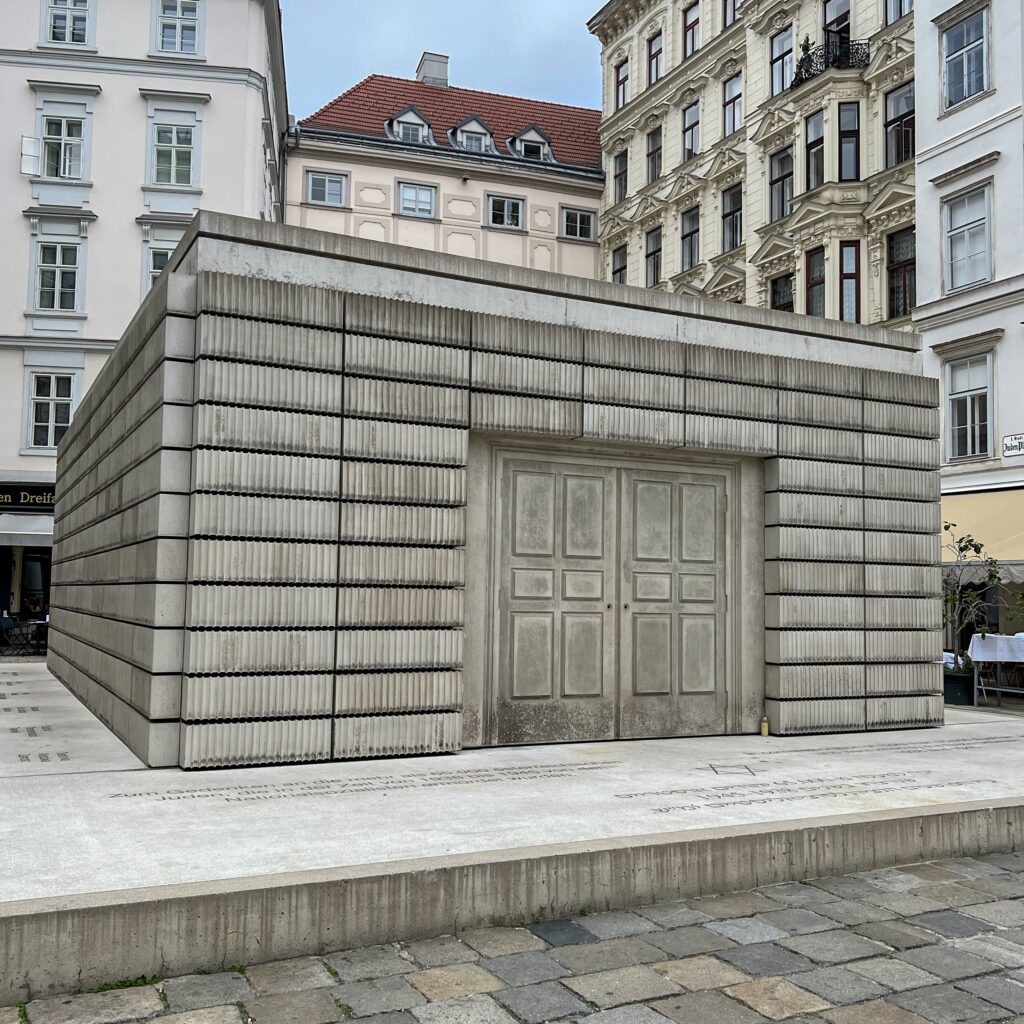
941;521;1001;704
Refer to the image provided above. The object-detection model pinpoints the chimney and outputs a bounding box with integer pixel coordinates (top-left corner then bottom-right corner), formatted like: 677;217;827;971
416;51;449;87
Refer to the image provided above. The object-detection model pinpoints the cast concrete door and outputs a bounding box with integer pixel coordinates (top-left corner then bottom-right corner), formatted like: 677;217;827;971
618;468;727;738
496;459;617;745
494;453;727;745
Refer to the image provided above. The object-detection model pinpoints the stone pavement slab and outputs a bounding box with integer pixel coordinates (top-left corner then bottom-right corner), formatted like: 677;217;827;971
787;966;888;1005
409;993;516;1024
851;920;940;950
577;1008;672;1023
526;921;597;947
965;900;1024;927
688;893;784;918
955;934;1024;968
896;944;1000;980
778;931;890;965
845;957;940;991
330;977;425;1017
864;893;948;916
547;938;664;973
403;936;478;967
757;884;840;908
725;977;832;1019
707;917;788;945
160;972;253;1011
459;928;547;958
245;989;340;1024
405;964;503;1001
643;925;735;957
966;876;1024;899
958;975;1024;1014
246;957;335;995
649;989;770;1023
822;1001;930;1024
634;902;711;928
888;983;1008;1022
756;908;837;935
26;987;163;1024
904;910;995;939
492;981;590;1023
816;901;898;926
323;946;413;983
562;965;679;1008
911;883;995;908
653;954;751;989
480;952;568;987
716;941;816;977
570;912;660;939
156;1008;243;1024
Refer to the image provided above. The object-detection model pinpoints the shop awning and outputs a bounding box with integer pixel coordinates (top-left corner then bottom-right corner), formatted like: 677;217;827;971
942;489;1024;584
0;514;53;547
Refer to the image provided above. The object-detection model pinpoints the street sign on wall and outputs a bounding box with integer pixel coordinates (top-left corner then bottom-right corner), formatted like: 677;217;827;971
1004;434;1024;458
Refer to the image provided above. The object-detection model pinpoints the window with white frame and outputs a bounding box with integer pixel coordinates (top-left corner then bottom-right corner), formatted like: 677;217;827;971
562;207;596;241
399;182;437;218
518;138;548;160
42;117;83;179
153;124;193;185
157;0;200;54
946;354;991;460
28;372;74;449
36;242;79;311
46;0;89;44
397;121;425;144
461;130;487;151
944;186;989;290
149;248;172;287
943;10;987;109
487;195;523;229
307;172;347;206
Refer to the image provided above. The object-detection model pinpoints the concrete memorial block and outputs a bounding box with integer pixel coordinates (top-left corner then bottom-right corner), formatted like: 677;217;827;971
48;213;943;766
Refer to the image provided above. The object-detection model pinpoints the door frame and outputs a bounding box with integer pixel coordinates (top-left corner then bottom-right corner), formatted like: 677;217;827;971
465;434;749;748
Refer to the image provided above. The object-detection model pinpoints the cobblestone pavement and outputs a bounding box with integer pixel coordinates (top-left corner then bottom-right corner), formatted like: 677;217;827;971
13;852;1024;1023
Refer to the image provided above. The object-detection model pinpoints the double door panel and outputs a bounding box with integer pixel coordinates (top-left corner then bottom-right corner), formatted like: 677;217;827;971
495;455;726;745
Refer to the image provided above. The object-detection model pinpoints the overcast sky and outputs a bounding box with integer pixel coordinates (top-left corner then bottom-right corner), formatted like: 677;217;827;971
279;0;603;119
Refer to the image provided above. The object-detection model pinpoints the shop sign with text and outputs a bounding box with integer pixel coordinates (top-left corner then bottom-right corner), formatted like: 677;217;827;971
0;485;55;512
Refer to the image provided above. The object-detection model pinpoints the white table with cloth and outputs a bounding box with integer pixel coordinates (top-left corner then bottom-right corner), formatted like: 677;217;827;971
967;634;1024;705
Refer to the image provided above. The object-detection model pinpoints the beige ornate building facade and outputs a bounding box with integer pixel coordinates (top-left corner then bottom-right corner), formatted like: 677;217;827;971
588;0;916;326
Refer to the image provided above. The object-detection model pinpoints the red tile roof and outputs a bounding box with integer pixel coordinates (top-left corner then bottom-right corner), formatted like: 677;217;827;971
300;75;603;171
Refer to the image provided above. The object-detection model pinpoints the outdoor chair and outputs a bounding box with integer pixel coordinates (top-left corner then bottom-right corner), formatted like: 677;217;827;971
0;616;35;656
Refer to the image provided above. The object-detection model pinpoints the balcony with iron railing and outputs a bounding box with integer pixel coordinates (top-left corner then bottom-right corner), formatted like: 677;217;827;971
791;30;870;88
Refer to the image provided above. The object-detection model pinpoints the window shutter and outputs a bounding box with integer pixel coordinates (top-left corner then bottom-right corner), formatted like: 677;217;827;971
20;136;41;176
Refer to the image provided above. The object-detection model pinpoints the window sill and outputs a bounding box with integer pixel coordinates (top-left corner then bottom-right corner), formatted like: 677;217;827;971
146;51;207;63
143;184;203;195
24;311;86;321
36;43;97;54
19;448;57;459
483;224;526;233
944;454;996;467
944;277;993;298
558;235;599;246
395;213;440;222
940;87;995;120
302;202;352;212
30;177;94;188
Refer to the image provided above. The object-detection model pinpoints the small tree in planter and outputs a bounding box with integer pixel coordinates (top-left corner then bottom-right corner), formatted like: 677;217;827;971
941;521;1001;675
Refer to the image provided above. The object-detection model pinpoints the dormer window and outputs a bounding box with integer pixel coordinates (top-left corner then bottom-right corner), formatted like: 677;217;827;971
462;131;486;152
520;140;546;160
391;108;431;145
511;127;553;162
454;119;493;153
399;122;424;144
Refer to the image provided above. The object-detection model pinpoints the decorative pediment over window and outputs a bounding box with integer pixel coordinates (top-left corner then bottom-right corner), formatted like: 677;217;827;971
665;170;705;206
750;232;797;267
667;76;710;107
745;0;796;35
509;124;554;162
751;106;795;146
784;199;830;236
704;261;747;302
711;52;746;80
389;105;432;145
634;192;665;223
669;266;707;295
864;178;915;233
704;146;745;183
865;35;914;83
598;210;635;242
451;116;495;153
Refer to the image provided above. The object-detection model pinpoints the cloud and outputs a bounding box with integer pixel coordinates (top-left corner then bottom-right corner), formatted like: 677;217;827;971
280;0;602;117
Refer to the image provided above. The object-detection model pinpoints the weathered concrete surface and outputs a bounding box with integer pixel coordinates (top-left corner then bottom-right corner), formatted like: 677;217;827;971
47;212;943;767
0;670;1021;1002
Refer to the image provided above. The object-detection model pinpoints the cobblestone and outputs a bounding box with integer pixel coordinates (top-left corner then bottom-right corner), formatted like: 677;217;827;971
14;856;1024;1024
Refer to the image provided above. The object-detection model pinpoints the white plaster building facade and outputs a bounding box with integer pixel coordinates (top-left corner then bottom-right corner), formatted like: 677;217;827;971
588;0;917;326
913;0;1024;617
0;0;286;616
286;55;604;280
